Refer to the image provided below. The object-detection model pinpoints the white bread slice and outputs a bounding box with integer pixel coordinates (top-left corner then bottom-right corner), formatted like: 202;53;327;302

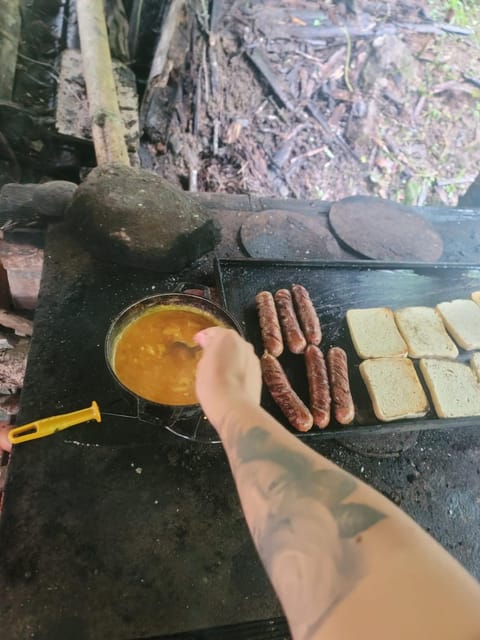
359;358;429;422
470;353;480;383
436;299;480;350
471;291;480;305
420;358;480;418
394;306;458;359
346;307;408;359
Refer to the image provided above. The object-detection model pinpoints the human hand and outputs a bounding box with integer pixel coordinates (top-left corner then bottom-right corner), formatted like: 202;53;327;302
194;327;262;431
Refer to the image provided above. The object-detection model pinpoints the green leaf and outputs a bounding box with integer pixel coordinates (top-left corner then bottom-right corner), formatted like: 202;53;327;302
308;470;356;507
331;503;386;538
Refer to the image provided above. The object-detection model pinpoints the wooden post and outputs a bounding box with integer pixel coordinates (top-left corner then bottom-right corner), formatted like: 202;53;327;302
76;0;130;165
141;0;185;127
0;0;21;100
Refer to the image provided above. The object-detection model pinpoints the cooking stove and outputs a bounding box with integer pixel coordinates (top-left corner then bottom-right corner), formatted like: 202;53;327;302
1;217;479;640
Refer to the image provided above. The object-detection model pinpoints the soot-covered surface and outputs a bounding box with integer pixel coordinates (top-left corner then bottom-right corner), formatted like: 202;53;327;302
0;223;479;640
0;224;279;640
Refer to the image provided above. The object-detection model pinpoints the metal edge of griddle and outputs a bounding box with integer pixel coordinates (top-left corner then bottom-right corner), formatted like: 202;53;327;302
296;416;480;440
417;206;480;222
215;257;480;273
213;257;480;440
133;615;290;639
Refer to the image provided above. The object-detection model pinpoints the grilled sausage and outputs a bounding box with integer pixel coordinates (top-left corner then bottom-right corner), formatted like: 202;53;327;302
327;347;355;425
255;291;284;357
274;289;307;354
261;352;313;432
305;345;331;428
292;284;322;346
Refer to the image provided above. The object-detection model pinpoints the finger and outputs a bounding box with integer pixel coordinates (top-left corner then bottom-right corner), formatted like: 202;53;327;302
193;326;226;347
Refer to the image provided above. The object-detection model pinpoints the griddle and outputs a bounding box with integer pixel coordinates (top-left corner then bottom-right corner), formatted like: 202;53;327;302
215;258;480;439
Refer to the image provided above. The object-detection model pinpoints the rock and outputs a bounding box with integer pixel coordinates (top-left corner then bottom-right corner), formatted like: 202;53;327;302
0;391;20;416
31;181;77;217
0;337;29;393
0;181;77;220
66;164;220;271
361;35;420;92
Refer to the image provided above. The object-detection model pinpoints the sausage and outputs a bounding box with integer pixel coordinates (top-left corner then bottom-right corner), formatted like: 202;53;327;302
305;345;331;429
274;289;307;354
292;284;322;346
255;291;284;357
261;352;313;432
327;347;355;425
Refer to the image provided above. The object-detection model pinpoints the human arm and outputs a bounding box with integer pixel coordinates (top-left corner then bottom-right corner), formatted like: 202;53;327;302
194;327;480;640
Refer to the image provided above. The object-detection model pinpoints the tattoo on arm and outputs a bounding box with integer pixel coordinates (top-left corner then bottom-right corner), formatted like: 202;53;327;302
228;425;386;640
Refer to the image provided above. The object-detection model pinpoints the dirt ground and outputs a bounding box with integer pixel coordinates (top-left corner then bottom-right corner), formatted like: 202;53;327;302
143;0;480;207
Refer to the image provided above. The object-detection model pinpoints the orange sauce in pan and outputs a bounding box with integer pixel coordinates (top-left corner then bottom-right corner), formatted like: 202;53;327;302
113;305;224;405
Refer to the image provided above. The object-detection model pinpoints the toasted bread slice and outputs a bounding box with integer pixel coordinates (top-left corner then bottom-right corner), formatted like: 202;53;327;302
359;358;429;422
420;358;480;418
470;353;480;383
436;299;480;350
471;291;480;305
346;307;408;359
394;306;458;359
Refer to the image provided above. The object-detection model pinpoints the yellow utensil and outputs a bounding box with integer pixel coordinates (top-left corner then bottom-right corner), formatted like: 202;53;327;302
8;401;101;445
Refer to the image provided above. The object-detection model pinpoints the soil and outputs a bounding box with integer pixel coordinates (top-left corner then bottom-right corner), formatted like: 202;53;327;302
143;0;480;207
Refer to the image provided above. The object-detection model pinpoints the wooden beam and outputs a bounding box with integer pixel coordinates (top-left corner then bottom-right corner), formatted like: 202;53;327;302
141;0;185;127
76;0;130;165
148;0;185;84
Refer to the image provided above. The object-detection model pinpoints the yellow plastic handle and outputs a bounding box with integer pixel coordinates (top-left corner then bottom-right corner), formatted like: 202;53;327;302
8;401;101;445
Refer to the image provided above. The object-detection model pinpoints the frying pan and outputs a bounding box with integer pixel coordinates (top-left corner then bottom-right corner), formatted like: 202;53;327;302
104;285;242;442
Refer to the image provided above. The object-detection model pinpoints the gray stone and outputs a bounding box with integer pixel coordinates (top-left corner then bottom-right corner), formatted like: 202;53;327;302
65;164;220;271
31;181;77;217
0;181;77;220
360;35;421;92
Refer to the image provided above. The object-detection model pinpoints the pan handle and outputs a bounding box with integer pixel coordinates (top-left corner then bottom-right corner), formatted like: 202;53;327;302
173;281;213;300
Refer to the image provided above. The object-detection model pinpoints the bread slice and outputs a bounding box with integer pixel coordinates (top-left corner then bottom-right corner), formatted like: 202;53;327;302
394;306;458;359
346;307;408;359
471;291;480;305
420;358;480;418
436;299;480;350
470;352;480;383
359;358;429;422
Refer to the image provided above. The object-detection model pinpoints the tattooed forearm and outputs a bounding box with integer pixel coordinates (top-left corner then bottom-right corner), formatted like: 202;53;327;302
225;425;386;640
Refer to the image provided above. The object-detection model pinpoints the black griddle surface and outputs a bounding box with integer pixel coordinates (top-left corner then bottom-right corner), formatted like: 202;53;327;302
216;259;480;438
0;227;282;640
